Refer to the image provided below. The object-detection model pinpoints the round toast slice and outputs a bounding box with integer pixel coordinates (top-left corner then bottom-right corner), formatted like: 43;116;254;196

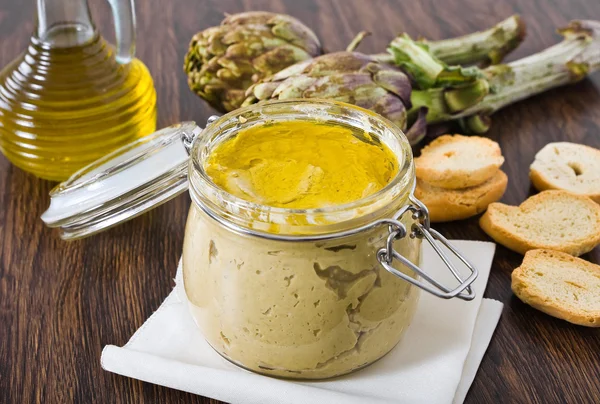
415;170;508;222
480;190;600;256
530;142;600;203
512;249;600;327
415;134;504;189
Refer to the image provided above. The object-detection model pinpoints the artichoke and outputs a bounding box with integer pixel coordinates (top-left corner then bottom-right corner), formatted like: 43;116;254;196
243;52;414;131
185;13;525;112
184;12;322;112
243;20;600;144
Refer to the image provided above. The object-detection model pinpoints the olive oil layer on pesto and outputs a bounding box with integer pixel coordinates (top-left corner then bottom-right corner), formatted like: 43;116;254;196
205;121;399;209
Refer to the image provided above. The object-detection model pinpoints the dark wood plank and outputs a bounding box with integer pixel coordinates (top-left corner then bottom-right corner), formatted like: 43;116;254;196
0;0;599;403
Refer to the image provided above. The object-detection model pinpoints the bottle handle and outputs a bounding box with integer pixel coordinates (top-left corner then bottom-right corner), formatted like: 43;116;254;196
107;0;136;63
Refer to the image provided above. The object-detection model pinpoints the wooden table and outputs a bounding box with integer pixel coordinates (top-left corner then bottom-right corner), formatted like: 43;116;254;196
1;0;599;402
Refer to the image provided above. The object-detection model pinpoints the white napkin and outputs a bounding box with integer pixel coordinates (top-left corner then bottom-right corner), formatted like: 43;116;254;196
102;240;502;404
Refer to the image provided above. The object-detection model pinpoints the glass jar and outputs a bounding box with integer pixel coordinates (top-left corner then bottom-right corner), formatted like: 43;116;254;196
41;99;478;380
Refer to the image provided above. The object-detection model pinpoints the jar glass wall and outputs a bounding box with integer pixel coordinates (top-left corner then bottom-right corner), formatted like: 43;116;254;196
182;100;421;379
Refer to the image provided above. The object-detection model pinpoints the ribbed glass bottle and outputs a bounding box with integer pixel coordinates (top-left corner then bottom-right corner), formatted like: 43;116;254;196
0;26;157;181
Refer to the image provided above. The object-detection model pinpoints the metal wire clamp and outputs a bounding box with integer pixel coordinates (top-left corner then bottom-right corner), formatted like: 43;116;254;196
377;194;478;301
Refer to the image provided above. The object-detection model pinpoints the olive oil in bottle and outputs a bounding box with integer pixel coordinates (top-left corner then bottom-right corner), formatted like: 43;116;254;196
0;0;157;181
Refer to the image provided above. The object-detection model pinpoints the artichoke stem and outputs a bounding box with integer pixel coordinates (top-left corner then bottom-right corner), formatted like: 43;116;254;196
455;20;600;119
376;14;525;67
346;31;372;52
426;15;526;66
415;20;600;125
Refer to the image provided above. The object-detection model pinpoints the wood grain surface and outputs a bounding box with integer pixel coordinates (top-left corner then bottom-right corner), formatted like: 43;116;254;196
1;0;600;403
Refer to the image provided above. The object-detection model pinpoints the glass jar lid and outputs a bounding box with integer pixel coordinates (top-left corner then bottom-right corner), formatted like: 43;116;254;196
41;122;201;240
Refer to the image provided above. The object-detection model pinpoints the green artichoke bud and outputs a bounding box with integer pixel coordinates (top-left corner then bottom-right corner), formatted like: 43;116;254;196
424;14;526;66
244;52;414;132
184;12;322;112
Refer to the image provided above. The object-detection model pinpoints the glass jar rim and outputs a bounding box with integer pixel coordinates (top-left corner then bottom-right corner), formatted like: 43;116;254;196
188;99;415;236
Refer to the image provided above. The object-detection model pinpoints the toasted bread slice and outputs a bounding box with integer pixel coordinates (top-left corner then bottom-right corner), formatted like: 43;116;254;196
480;190;600;256
415;170;508;222
415;134;504;189
512;249;600;327
530;142;600;203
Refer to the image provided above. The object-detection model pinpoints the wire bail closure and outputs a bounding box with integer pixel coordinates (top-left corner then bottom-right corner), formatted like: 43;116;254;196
377;194;478;301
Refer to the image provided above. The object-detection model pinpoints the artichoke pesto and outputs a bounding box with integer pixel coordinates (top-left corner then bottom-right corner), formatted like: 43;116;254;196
204;120;399;209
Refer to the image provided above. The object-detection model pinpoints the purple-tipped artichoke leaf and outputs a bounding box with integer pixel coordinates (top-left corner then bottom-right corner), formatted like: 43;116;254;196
372;94;408;130
251;82;281;99
215;68;236;81
302;73;377;99
305;52;373;76
222;89;247;108
241;94;258;108
202;56;221;71
425;123;453;140
347;87;393;111
272;76;316;99
301;76;348;99
253;45;313;76
269;15;322;55
216;57;251;78
270;59;313;81
370;68;412;107
224;42;258;58
404;107;428;144
221;28;249;45
206;36;227;56
223;11;275;25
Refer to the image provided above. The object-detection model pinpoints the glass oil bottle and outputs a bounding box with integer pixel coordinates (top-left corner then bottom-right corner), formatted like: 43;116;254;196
0;0;157;181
